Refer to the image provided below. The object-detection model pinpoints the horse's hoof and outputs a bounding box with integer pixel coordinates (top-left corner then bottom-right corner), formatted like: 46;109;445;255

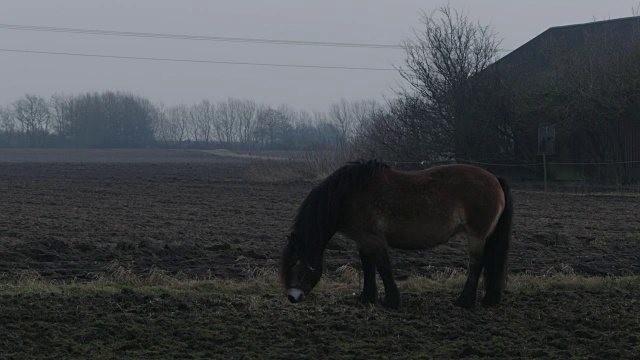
357;293;377;304
482;294;501;307
453;295;476;309
453;295;475;308
382;296;400;310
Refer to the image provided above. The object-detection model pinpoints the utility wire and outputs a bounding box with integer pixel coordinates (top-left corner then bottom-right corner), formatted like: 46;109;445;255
0;23;515;52
389;158;640;167
0;23;405;49
0;48;397;71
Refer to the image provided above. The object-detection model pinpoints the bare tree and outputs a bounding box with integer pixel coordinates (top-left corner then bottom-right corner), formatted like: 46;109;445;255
0;106;17;146
189;100;216;145
358;95;438;161
350;99;380;141
276;109;343;150
328;98;380;150
50;94;71;136
398;4;501;159
152;102;170;145
172;105;190;146
148;101;197;148
253;104;294;149
0;106;15;132
328;98;354;148
237;99;257;148
253;104;270;148
216;98;241;148
12;94;51;147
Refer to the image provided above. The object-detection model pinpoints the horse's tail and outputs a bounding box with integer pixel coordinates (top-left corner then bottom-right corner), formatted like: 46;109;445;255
483;176;513;305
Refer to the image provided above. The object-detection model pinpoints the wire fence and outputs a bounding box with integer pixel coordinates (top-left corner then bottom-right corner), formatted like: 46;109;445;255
387;158;640;194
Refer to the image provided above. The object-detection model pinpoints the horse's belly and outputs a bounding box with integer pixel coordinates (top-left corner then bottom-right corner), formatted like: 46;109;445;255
386;227;451;250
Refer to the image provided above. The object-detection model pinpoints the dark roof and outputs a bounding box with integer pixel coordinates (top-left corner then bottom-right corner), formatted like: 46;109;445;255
493;16;640;71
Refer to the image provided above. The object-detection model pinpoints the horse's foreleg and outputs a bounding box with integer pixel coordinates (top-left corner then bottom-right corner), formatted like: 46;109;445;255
373;247;399;309
358;249;378;304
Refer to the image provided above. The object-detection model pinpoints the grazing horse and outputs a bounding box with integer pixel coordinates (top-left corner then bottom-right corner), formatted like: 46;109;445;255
281;160;513;309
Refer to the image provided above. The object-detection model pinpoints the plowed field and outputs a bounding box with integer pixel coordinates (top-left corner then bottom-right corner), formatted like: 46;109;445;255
0;149;638;359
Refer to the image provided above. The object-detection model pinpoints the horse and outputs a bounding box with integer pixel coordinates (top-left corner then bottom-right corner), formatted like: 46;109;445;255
280;160;513;309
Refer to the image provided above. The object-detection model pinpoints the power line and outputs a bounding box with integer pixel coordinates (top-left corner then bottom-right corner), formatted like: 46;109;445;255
0;23;515;52
0;23;404;49
0;48;397;71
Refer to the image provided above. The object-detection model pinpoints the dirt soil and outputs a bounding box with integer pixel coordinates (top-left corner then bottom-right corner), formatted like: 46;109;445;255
1;149;638;280
0;149;639;359
1;287;638;359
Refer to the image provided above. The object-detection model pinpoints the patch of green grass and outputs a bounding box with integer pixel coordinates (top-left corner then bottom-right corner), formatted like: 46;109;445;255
201;149;283;160
589;235;610;247
1;266;638;298
200;149;247;158
626;232;640;242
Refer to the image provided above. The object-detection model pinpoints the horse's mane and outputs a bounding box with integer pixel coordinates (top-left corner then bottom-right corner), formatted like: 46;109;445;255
281;160;389;276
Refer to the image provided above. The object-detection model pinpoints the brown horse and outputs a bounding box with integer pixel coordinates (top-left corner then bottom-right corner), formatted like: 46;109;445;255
281;160;513;309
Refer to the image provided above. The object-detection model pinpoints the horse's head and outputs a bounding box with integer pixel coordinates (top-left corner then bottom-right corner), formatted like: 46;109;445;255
280;232;322;303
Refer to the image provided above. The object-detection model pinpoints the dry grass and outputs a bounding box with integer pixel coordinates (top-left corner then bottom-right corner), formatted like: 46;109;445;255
1;263;637;298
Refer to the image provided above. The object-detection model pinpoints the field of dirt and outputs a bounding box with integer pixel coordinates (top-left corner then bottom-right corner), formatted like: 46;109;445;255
1;283;637;359
0;149;639;359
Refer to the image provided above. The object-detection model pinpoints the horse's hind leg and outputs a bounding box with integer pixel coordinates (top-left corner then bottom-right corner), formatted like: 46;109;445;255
454;236;485;308
357;248;377;304
454;262;483;308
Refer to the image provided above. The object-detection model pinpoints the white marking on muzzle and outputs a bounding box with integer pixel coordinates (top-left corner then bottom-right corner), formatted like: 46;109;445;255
287;288;305;302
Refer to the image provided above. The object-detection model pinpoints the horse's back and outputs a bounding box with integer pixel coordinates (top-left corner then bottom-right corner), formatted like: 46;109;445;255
345;164;505;249
384;164;504;205
409;164;505;231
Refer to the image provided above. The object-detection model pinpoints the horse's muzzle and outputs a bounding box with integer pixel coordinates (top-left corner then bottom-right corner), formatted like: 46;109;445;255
287;288;305;303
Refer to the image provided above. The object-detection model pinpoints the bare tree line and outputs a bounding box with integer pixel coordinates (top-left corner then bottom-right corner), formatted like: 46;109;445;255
0;90;380;150
1;3;638;186
153;97;380;150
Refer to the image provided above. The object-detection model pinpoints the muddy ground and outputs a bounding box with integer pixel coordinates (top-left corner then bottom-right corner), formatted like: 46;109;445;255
0;149;639;359
1;285;638;359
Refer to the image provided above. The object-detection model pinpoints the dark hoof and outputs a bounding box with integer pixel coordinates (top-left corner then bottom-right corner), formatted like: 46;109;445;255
357;292;377;304
453;295;476;309
482;294;501;308
382;295;400;310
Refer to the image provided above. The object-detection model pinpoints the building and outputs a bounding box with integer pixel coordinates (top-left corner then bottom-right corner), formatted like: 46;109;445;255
491;16;640;183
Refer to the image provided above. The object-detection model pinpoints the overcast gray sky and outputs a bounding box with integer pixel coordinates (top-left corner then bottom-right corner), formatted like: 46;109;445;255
1;0;639;112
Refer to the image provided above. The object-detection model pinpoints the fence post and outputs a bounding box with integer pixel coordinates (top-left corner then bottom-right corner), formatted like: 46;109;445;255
543;154;548;192
538;124;555;192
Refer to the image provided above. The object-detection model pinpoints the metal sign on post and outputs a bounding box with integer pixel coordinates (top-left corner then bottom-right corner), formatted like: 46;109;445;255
538;124;556;191
538;125;556;156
